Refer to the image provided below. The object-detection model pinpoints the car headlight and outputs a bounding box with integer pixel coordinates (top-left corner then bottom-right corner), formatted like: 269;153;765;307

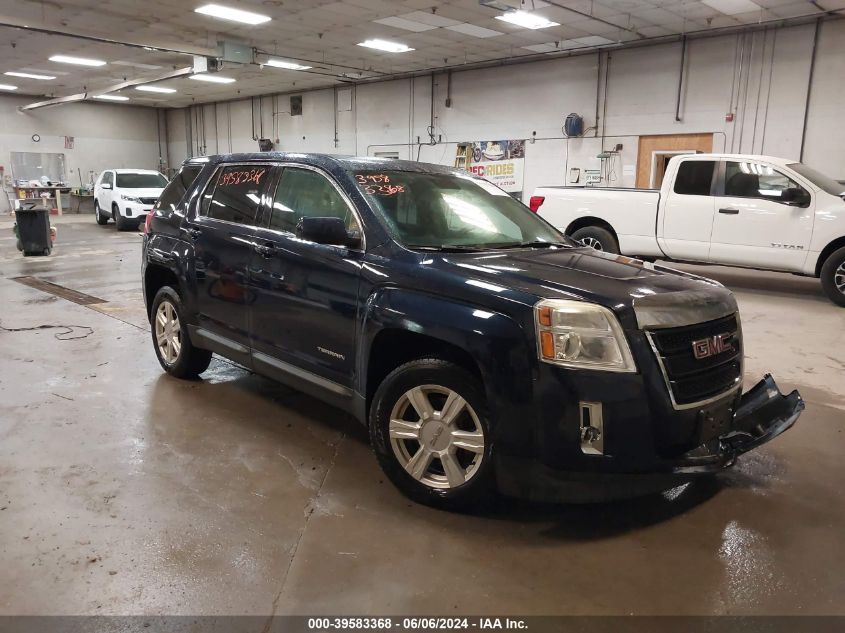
535;299;636;372
121;194;142;203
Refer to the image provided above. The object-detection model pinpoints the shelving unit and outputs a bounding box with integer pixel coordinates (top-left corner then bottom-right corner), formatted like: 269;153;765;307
14;185;70;215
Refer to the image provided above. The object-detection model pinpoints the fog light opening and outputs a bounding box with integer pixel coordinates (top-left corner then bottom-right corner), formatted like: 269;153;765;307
580;401;604;455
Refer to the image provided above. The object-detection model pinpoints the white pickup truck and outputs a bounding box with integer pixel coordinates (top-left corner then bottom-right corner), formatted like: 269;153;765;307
531;153;845;306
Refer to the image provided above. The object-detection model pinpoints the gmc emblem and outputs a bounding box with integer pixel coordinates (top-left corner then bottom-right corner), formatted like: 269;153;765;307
692;333;734;360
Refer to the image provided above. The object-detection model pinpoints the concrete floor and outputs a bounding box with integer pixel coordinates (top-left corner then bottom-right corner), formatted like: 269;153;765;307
1;215;843;616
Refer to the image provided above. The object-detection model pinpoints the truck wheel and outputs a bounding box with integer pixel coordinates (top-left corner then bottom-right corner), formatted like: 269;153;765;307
820;246;845;307
113;205;128;231
150;286;213;378
369;359;494;511
94;201;108;225
571;226;618;253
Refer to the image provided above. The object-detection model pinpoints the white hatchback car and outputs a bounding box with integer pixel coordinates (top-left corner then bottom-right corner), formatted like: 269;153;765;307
94;169;169;230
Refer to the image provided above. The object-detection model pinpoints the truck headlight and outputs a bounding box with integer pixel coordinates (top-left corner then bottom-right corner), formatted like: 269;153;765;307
121;194;142;203
535;299;636;372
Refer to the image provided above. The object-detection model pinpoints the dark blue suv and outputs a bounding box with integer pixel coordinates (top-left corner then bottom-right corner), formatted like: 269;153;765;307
142;153;803;509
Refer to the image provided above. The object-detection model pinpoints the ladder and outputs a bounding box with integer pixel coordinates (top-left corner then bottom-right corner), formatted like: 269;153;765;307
454;144;473;170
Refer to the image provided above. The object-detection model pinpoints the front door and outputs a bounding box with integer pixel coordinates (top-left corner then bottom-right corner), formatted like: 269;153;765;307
709;160;814;271
249;165;363;391
97;171;114;211
184;163;273;363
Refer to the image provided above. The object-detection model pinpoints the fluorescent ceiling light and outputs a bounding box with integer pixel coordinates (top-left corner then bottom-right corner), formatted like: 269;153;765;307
49;55;107;66
94;94;129;101
194;4;271;25
0;84;18;91
5;71;55;80
444;23;503;38
136;85;177;93
265;59;312;70
495;10;560;29
189;74;236;83
373;16;437;32
701;0;760;14
357;39;414;53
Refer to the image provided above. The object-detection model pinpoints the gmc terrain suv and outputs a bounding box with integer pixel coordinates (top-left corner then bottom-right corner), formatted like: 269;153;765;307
141;153;804;509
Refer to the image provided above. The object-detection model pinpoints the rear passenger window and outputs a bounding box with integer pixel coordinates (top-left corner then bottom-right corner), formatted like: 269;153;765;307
673;161;715;196
156;165;201;213
269;167;358;234
202;165;269;226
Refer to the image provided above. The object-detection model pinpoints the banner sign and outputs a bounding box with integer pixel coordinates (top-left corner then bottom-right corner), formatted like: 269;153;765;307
465;140;525;193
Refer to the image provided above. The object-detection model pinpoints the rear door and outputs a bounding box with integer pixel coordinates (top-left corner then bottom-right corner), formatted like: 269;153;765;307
658;159;716;261
709;159;814;271
249;164;363;391
183;163;272;365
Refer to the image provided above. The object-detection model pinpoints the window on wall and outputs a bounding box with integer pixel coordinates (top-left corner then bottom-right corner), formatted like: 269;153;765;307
269;167;357;235
723;161;807;201
673;161;715;196
201;165;270;226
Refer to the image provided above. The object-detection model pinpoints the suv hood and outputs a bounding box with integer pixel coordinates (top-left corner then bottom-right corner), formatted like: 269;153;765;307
426;246;735;329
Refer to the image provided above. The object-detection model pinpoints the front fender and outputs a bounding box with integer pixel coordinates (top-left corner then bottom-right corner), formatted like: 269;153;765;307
359;287;535;426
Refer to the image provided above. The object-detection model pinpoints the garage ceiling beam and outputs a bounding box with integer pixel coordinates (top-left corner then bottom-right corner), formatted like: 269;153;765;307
19;66;195;111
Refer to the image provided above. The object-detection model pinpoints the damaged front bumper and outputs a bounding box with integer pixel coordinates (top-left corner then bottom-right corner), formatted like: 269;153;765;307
496;374;804;503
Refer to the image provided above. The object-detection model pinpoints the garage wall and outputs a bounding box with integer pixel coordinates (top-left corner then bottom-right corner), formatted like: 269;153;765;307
0;94;164;213
165;18;845;200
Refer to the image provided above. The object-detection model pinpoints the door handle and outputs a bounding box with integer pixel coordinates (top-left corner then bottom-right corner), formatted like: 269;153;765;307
186;227;202;240
253;242;277;258
719;208;740;215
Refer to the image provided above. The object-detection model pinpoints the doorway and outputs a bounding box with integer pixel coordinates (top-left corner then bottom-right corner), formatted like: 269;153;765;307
636;133;713;189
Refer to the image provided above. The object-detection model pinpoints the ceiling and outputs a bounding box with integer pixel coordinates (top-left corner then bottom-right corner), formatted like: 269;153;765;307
0;0;842;108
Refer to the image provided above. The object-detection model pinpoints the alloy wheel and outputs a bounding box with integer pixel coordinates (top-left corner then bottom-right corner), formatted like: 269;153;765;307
580;237;603;250
154;300;181;365
836;262;845;295
388;384;485;490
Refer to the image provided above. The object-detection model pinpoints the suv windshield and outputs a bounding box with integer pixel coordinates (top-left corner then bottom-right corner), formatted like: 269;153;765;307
787;163;845;196
116;172;168;189
351;170;569;249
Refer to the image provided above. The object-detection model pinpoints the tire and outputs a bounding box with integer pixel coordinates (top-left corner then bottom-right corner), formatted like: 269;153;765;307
150;286;213;379
94;201;108;225
820;246;845;307
369;358;495;511
113;205;129;231
571;226;619;254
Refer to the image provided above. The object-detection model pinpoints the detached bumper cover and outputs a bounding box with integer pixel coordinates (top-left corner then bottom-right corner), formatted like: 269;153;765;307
496;374;804;502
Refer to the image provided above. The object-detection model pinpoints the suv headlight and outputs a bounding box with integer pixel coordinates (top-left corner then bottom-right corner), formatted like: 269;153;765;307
535;299;636;372
121;194;142;203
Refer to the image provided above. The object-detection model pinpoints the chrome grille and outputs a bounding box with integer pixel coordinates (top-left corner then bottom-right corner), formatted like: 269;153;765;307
647;314;742;409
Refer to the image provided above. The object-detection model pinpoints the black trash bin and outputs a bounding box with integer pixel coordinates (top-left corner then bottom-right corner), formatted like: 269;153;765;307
15;203;52;256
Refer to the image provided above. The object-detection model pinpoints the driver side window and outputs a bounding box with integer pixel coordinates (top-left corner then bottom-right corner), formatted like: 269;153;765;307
724;161;808;203
269;167;359;235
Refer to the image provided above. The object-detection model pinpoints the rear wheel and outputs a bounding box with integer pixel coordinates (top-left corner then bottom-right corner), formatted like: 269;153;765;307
571;226;619;254
94;201;108;225
150;286;212;378
370;359;494;510
820;246;845;307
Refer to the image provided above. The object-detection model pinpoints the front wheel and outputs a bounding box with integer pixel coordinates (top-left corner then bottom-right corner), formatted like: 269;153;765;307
113;205;129;231
820;246;845;307
150;286;213;378
369;359;494;511
570;226;619;254
94;201;108;225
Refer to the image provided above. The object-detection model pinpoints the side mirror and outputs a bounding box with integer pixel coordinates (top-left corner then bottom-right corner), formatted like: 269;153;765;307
296;216;360;248
781;187;809;206
101;183;112;190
